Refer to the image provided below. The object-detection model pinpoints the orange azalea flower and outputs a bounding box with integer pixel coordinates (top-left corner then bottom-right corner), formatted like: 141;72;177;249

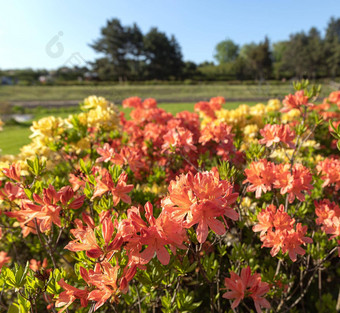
253;204;293;236
199;122;234;146
0;182;26;201
315;200;340;246
254;204;312;262
281;90;313;113
5;185;63;233
161;172;197;224
209;96;225;109
311;98;331;112
4;206;37;237
127;202;177;265
259;124;295;148
185;171;238;243
162;127;197;154
223;266;270;313
122;96;143;109
174;111;200;139
92;169;133;205
96;143;124;165
194;97;224;119
65;226;102;258
2;162;21;182
243;159;275;198
65;215;122;259
29;258;48;272
194;101;215;118
163;170;238;243
58;186;85;209
324;217;340;240
328;91;340;108
317;157;340;191
0;251;11;270
119;147;145;175
85;261;129;310
142;98;157;109
282;223;313;262
55;279;89;312
274;163;313;203
262;228;286;257
69;173;86;191
315;199;340;227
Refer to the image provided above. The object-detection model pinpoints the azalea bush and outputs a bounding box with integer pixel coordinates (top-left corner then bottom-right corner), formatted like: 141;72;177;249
0;81;339;313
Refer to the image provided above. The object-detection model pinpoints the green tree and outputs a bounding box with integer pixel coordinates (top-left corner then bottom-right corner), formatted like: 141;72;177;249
281;32;309;79
325;17;340;78
182;61;200;80
272;41;288;79
214;39;239;64
143;28;183;80
306;27;325;79
281;28;326;79
125;23;144;79
90;18;130;81
240;37;272;80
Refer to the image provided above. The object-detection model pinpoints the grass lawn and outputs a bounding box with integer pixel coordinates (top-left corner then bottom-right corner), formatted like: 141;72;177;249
0;83;334;103
0;101;260;155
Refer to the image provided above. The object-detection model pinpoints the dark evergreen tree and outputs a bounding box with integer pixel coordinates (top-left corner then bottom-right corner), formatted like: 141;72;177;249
143;28;183;80
325;17;340;78
90;19;130;81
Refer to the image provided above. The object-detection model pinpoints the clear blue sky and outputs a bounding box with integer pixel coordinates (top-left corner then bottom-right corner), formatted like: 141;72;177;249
0;0;339;69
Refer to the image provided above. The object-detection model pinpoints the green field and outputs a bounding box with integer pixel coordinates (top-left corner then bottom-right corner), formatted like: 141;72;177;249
0;83;334;103
0;101;259;155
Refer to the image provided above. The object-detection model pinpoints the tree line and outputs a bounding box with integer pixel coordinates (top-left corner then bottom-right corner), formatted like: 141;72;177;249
1;17;340;84
90;17;340;81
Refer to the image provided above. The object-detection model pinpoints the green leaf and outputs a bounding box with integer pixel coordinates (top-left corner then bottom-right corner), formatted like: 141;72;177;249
79;159;87;174
3;267;16;288
18;294;31;313
7;303;20;313
24;189;33;200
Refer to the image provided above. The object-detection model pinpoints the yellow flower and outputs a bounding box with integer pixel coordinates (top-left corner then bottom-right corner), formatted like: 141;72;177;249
301;140;319;149
281;109;300;123
266;99;281;112
310;154;324;165
81;95;109;110
250;103;266;116
270;147;293;162
241;197;252;209
243;124;259;143
69;137;91;154
141;183;167;196
87;105;120;131
30;116;64;138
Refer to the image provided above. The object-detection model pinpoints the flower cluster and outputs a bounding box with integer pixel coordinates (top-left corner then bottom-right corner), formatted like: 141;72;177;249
243;160;313;203
162;170;239;243
315;200;340;255
281;90;314;113
317;157;340;191
253;204;313;261
259;124;296;148
223;266;270;313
